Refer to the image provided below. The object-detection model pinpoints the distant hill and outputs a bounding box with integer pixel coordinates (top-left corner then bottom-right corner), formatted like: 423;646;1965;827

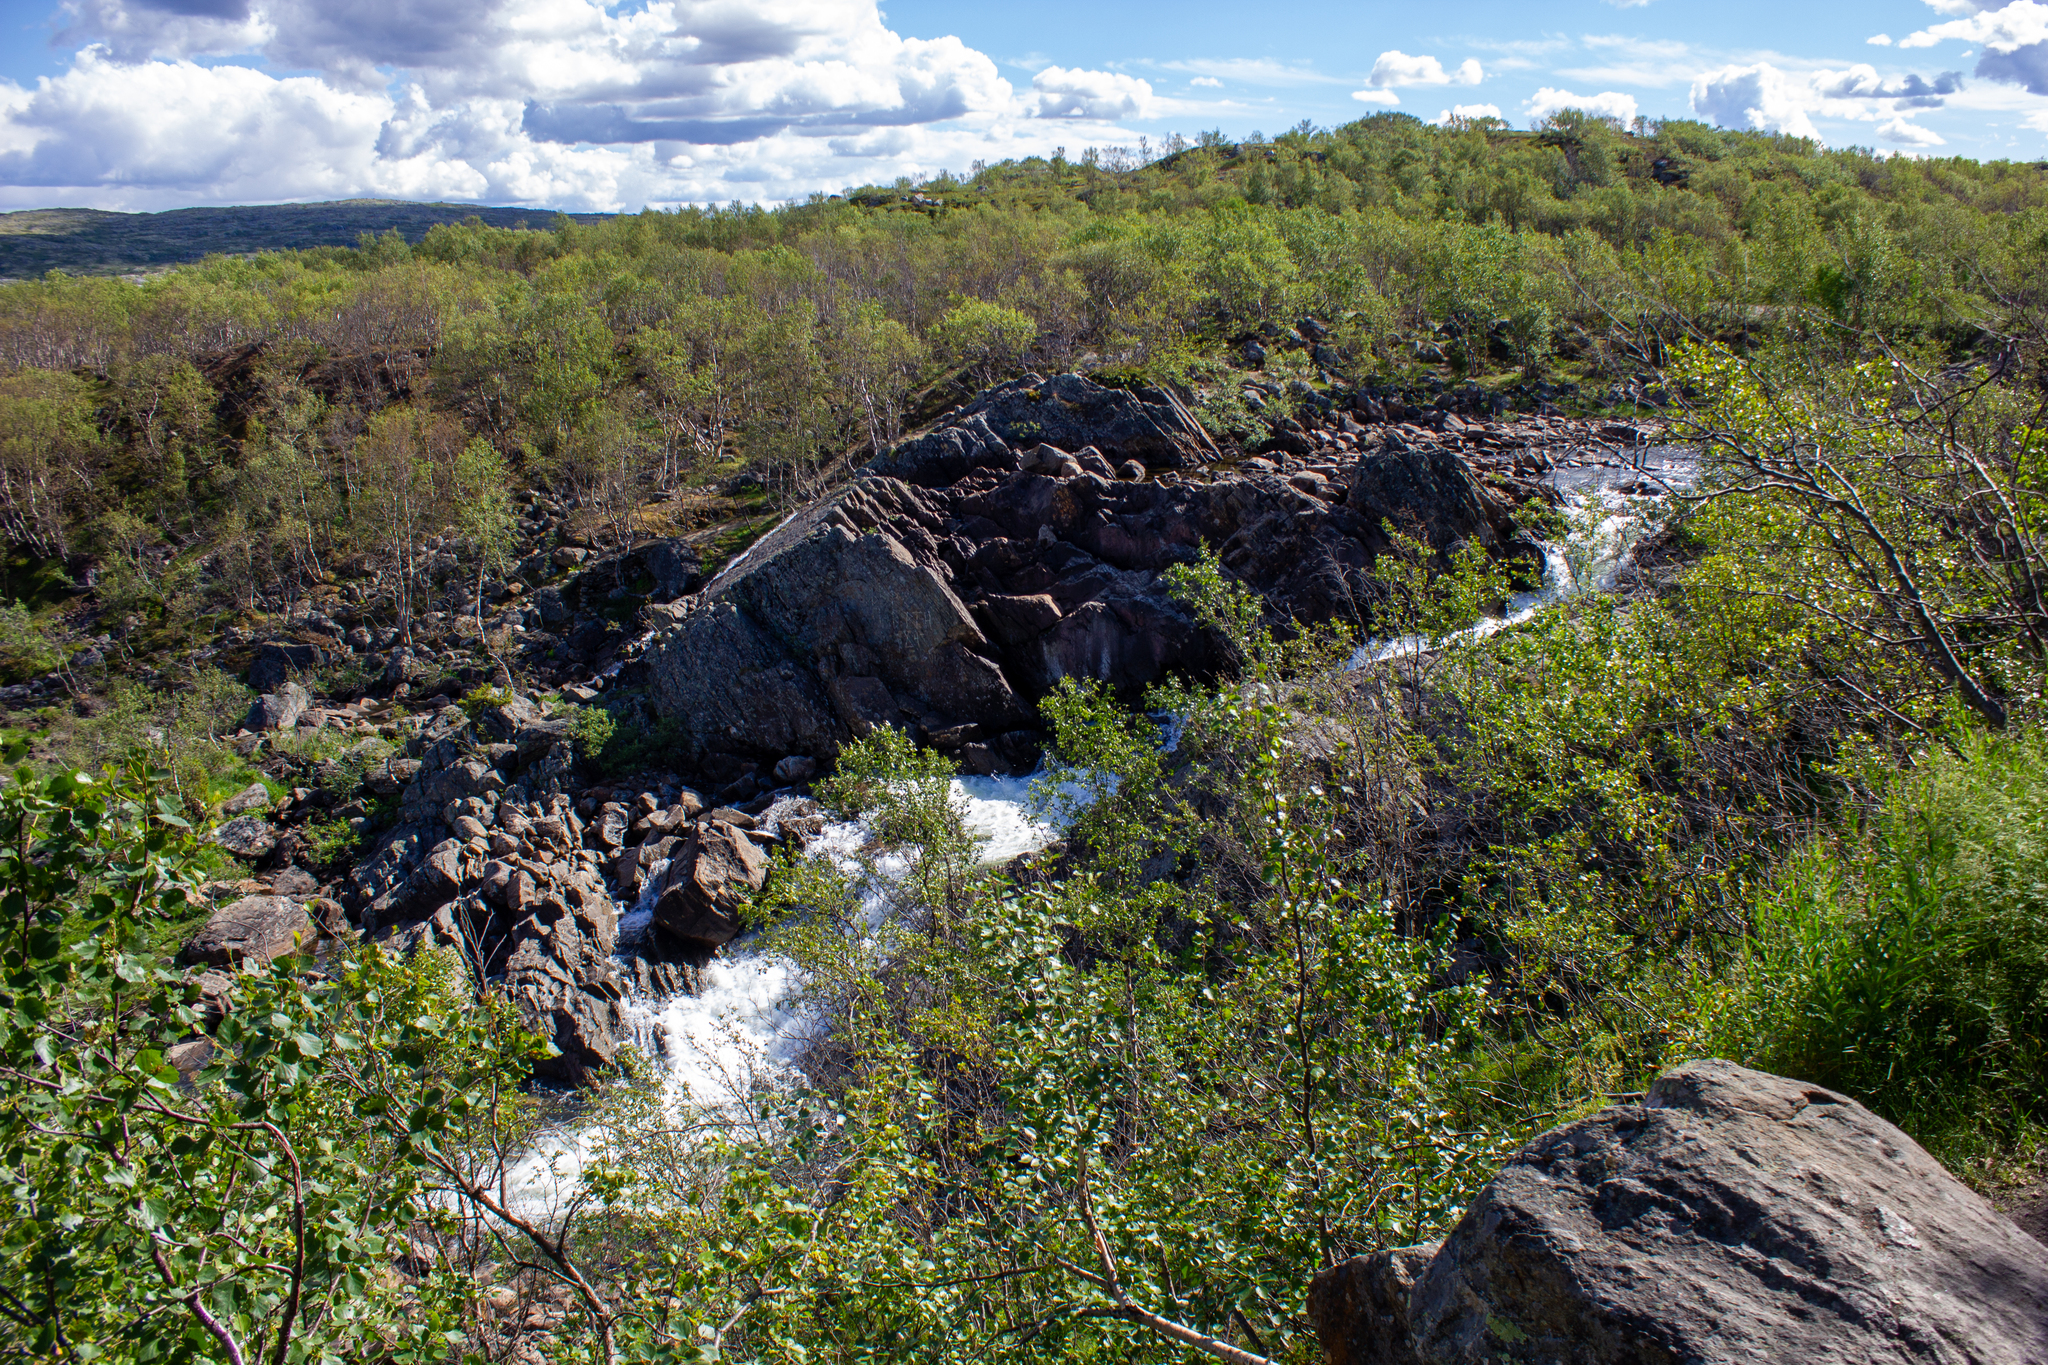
0;199;616;278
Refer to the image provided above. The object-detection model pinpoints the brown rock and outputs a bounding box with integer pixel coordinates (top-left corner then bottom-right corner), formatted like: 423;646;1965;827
182;895;311;967
653;820;769;946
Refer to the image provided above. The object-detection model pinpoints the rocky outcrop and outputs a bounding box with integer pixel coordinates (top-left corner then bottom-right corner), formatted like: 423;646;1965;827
646;372;1542;773
1310;1059;2048;1365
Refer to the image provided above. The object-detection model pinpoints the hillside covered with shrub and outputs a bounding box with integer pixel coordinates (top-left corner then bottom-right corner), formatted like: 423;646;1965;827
4;110;2048;1363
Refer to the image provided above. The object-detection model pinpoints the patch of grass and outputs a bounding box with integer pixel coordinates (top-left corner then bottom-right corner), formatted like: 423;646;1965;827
1702;727;2048;1163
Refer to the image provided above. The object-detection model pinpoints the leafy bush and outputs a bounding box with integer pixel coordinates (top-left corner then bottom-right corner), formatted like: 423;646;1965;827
561;703;616;762
1705;728;2048;1152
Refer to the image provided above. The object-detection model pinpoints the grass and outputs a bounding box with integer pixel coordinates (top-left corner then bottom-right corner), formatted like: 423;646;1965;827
1702;726;2048;1167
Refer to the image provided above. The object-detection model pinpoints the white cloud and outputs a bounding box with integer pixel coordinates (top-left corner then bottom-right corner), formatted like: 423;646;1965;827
1364;50;1483;88
1869;33;1895;46
1603;0;1652;7
1189;75;1222;88
1349;88;1401;106
1877;114;1947;143
1524;86;1638;124
1434;103;1504;124
0;0;1194;209
1691;63;1823;138
1901;0;2048;49
1025;66;1152;120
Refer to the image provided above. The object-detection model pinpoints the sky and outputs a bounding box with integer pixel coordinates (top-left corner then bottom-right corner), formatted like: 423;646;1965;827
3;0;2048;213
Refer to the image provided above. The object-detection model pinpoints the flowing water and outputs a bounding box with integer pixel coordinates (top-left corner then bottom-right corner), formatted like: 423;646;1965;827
500;447;1695;1216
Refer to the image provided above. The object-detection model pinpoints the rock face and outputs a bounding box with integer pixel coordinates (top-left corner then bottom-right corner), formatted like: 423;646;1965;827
1310;1059;2048;1365
183;894;311;966
646;373;1539;770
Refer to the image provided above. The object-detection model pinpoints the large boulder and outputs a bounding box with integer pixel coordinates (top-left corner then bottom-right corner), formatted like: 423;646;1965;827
653;820;769;946
183;894;312;967
1310;1059;2048;1365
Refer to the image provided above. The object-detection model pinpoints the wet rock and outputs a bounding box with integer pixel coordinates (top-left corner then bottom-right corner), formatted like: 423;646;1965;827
653;820;768;946
773;754;817;785
182;895;312;967
212;815;278;859
1310;1058;2048;1365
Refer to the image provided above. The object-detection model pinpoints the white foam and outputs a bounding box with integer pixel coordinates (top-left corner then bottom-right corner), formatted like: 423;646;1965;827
1348;447;1695;668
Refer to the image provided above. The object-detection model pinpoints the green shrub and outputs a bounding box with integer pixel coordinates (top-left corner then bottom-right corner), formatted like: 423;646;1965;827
561;703;616;762
1704;728;2048;1151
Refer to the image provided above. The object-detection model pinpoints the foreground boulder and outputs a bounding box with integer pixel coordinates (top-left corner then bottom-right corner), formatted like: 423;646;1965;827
1310;1058;2048;1364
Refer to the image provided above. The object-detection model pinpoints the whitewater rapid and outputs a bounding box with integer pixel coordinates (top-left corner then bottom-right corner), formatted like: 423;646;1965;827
500;770;1064;1216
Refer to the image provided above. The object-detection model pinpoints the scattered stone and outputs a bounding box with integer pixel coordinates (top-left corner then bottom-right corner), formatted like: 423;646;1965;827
219;781;272;816
269;865;319;897
772;754;817;785
212;815;278;859
245;681;311;732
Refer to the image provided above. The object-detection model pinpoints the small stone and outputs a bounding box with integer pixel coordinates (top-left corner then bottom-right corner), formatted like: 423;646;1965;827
183;895;311;967
772;755;817;785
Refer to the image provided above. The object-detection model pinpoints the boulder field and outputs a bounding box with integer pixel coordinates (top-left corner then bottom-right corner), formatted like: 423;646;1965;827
182;372;1652;1084
639;372;1616;777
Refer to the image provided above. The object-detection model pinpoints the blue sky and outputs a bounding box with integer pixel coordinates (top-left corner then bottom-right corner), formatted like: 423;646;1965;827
1;0;2044;212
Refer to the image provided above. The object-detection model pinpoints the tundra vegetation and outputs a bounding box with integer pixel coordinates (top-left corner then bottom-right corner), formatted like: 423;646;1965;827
2;111;2048;1362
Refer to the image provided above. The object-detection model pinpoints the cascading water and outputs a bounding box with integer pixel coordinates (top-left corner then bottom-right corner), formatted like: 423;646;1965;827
1349;445;1697;667
502;447;1694;1216
501;770;1066;1216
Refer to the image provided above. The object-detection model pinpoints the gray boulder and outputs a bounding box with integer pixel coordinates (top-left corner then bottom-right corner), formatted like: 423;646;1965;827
182;894;311;967
219;781;272;816
1310;1058;2048;1365
244;681;310;732
211;815;277;859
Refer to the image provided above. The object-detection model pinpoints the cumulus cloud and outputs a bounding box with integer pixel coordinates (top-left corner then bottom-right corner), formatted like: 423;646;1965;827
0;0;1184;208
1364;50;1483;88
1690;64;1823;138
1434;103;1504;124
1524;87;1638;124
1901;0;2048;93
1869;33;1895;46
1024;66;1152;120
1189;75;1222;88
1689;60;1969;140
1349;88;1402;106
1877;115;1946;144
